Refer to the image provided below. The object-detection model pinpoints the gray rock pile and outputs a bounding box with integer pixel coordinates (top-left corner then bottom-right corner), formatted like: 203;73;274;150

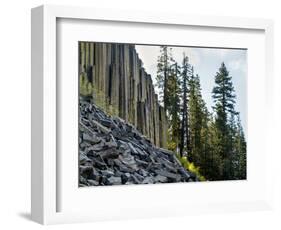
79;98;197;186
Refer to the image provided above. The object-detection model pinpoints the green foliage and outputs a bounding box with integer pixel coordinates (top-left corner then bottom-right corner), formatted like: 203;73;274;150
167;140;178;152
211;63;246;180
188;73;205;164
232;115;247;179
156;46;175;110
176;154;206;181
179;54;193;156
212;62;236;115
92;85;119;117
80;73;93;96
166;62;181;152
80;72;119;117
157;47;182;153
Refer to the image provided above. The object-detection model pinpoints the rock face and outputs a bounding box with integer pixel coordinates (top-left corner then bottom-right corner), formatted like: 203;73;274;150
79;42;167;148
79;98;197;187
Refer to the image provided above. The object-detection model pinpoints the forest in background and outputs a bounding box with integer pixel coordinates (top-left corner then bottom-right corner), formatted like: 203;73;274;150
154;46;246;181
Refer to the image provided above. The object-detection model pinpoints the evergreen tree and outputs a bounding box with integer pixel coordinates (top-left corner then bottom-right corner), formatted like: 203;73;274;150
188;73;204;165
167;62;181;152
227;113;238;179
234;115;247;179
179;54;192;157
212;62;237;117
208;119;224;180
199;108;222;180
212;62;237;179
156;46;174;112
156;47;181;152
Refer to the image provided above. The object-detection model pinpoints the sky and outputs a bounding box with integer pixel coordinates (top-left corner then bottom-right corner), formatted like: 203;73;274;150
135;45;247;137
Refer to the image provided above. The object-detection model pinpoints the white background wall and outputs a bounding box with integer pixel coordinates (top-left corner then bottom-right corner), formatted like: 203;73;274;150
0;0;280;229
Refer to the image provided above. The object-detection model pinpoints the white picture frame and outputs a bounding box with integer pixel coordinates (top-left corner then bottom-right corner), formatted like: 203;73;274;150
31;4;274;225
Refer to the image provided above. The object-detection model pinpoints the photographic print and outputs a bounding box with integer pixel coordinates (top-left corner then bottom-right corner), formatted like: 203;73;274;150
79;42;247;187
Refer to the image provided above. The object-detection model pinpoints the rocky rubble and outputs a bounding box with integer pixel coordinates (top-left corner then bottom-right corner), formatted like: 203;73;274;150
79;98;197;187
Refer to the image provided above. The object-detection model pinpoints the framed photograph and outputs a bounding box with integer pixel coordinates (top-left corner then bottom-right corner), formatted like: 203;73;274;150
31;5;274;225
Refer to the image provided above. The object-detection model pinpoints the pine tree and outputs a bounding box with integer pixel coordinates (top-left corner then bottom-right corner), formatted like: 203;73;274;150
156;47;181;152
226;113;238;179
212;62;237;179
234;115;247;179
212;62;236;116
200;107;222;180
156;46;174;112
167;62;181;152
188;73;204;164
179;54;192;157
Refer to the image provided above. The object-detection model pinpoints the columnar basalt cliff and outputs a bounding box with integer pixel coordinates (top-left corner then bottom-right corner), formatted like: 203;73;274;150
79;42;167;148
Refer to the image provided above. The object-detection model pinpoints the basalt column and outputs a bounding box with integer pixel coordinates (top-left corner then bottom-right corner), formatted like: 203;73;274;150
79;42;167;148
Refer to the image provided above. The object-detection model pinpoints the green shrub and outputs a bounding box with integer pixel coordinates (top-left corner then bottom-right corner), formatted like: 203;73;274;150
176;154;206;181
